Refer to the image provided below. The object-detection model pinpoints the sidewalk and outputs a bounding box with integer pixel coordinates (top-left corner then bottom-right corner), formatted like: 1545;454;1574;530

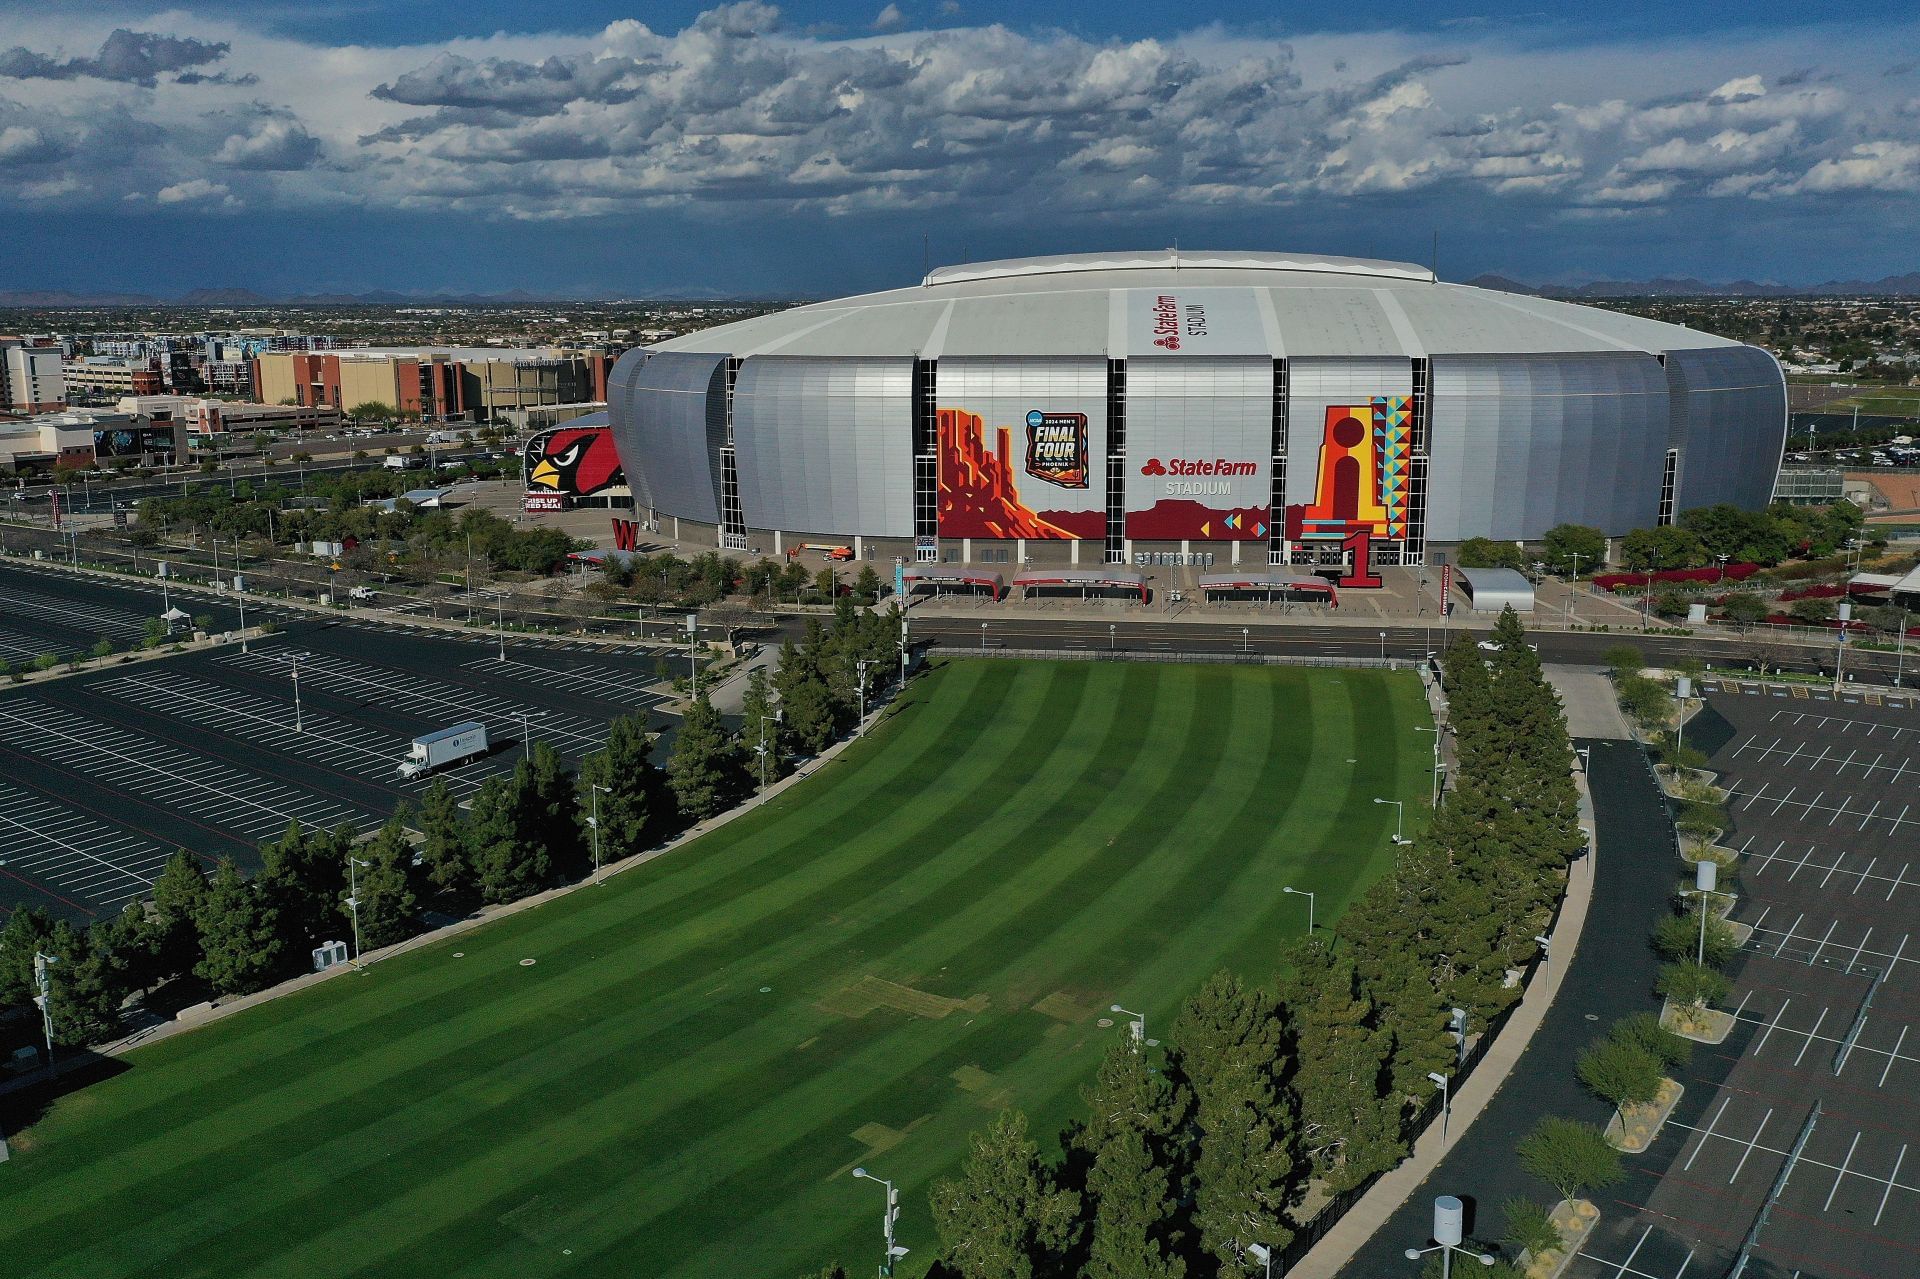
1285;753;1601;1279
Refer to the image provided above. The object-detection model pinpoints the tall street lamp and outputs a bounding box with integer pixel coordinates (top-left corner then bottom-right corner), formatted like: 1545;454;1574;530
1374;796;1409;844
1246;1242;1274;1278
1694;859;1733;964
1427;1071;1453;1145
1405;1195;1496;1277
851;1167;909;1277
857;658;872;733
1282;885;1315;933
589;783;611;883
32;950;59;1071
346;856;371;962
1110;1004;1146;1050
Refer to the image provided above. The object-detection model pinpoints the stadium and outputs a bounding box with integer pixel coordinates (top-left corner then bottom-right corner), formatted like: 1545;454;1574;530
606;250;1787;581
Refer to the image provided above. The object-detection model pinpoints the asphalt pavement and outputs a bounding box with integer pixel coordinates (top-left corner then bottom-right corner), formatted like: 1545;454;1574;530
1339;737;1680;1269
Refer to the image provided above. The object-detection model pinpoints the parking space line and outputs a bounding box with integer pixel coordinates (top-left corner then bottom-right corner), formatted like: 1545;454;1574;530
1828;796;1851;827
1876;1145;1907;1225
1772;786;1797;816
1686;1096;1732;1171
1742;782;1769;811
1792;1007;1829;1066
1847;927;1875;972
1881;1026;1909;1088
1805;920;1839;967
1853;858;1877;895
1729;1110;1774;1183
1890;863;1910;903
1819;854;1845;890
1756;1000;1793;1054
1774;915;1804;957
1824;1130;1861;1211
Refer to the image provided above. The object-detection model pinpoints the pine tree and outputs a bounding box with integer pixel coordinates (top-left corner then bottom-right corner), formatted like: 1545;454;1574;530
1278;937;1404;1191
258;821;349;951
579;713;664;854
667;696;747;820
195;860;286;996
520;739;586;881
1168;971;1294;1273
740;666;787;786
0;904;56;1008
416;778;471;899
466;773;531;904
148;850;209;980
1077;1042;1188;1279
47;919;129;1046
352;818;420;949
931;1108;1080;1279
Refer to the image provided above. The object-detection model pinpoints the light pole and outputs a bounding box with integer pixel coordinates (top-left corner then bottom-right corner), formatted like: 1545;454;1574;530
757;708;785;788
979;620;987;653
1535;934;1551;981
857;658;872;733
1246;1242;1274;1278
1450;1006;1468;1070
513;709;544;756
346;856;370;962
1897;608;1910;688
1427;1071;1453;1145
496;590;507;660
1416;725;1441;807
899;614;911;684
1110;1003;1145;1050
851;1167;909;1277
1833;601;1852;693
32;950;58;1070
1675;690;1697;757
1282;885;1315;933
686;612;699;697
290;651;304;733
589;783;610;883
1694;859;1733;965
1405;1195;1496;1277
236;568;248;651
1374;796;1408;844
1110;622;1117;652
1379;629;1387;664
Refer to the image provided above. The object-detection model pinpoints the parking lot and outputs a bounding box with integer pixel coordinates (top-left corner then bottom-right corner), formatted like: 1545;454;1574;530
1566;684;1920;1279
0;600;675;922
0;558;293;662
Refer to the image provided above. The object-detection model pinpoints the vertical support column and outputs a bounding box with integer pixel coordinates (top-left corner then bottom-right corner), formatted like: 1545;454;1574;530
912;358;938;562
1269;357;1289;566
1105;358;1127;565
1404;356;1430;567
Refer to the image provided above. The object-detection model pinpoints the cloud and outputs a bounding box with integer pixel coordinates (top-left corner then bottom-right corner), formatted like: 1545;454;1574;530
0;124;69;165
0;28;241;87
873;4;906;31
214;118;321;170
1793;140;1920;192
155;177;235;206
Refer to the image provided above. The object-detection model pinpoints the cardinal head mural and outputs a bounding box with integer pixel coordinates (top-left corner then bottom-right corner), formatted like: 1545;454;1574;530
523;426;624;498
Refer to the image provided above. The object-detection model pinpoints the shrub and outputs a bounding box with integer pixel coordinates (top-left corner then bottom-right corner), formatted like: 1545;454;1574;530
1601;644;1646;678
1501;1197;1562;1259
1618;674;1674;726
1675;801;1725;841
1517;1117;1624;1201
1611;1012;1692;1072
1664;743;1710;772
1576;1035;1664;1106
31;652;57;672
1652;909;1739;968
1657;960;1731;1009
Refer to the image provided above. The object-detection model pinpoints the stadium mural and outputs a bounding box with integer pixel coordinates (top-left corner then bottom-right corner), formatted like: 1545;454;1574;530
523;424;624;512
936;357;1107;539
1283;396;1414;586
1124;357;1271;541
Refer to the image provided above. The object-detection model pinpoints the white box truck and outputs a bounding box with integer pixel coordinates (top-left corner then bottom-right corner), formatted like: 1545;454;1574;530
398;722;488;779
384;454;424;471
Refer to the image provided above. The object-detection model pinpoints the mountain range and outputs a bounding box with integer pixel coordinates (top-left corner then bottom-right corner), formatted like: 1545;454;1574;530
1464;272;1920;298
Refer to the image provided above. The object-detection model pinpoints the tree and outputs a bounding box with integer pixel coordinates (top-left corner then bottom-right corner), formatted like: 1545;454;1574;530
1610;1012;1691;1072
1501;1198;1562;1259
0;904;56;1008
1541;524;1606;577
740;666;787;786
1278;937;1403;1192
46;919;132;1046
415;779;471;899
1788;596;1835;625
1516;1117;1622;1202
149;850;210;979
259;821;350;952
467;741;581;903
579;714;665;855
1656;960;1729;1009
1076;1041;1188;1279
1651;908;1737;967
1719;593;1769;628
352;818;420;949
855;564;882;603
931;1109;1079;1279
1575;1036;1663;1107
1169;971;1294;1272
90;637;114;661
1455;538;1526;570
1620;526;1705;571
348;400;395;421
195;859;286;996
1600;644;1644;680
667;696;747;821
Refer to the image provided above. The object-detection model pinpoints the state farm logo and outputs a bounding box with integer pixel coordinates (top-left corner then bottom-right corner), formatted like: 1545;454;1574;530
1140;457;1256;477
1150;294;1181;350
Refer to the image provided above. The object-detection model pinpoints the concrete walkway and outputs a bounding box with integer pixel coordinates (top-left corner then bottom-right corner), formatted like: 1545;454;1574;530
1546;664;1634;741
1286;755;1601;1279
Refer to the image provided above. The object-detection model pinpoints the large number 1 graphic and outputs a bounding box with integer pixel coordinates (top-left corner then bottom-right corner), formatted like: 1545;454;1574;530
1339;529;1382;588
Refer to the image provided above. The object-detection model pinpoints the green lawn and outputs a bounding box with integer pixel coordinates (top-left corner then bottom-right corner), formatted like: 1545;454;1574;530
1;658;1428;1279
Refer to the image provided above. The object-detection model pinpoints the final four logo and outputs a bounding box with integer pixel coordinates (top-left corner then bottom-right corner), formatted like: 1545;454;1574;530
1024;410;1090;489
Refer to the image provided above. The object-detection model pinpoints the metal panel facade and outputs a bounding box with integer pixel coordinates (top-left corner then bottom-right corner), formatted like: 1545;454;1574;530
1427;353;1669;540
1124;357;1272;540
937;357;1106;540
606;349;725;523
1663;347;1787;515
733;356;914;537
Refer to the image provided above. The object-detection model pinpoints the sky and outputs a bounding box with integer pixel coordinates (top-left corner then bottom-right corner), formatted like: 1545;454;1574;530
2;1;1918;298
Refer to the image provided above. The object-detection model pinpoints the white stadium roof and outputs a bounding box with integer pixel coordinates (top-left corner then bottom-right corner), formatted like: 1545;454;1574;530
652;249;1743;361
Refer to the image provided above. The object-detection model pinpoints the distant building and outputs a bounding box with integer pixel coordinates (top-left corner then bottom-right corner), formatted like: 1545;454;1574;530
252;347;612;423
0;413;101;473
0;337;66;413
114;394;340;435
63;357;164;401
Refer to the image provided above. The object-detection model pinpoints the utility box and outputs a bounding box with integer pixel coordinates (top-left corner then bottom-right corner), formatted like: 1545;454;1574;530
312;940;349;971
